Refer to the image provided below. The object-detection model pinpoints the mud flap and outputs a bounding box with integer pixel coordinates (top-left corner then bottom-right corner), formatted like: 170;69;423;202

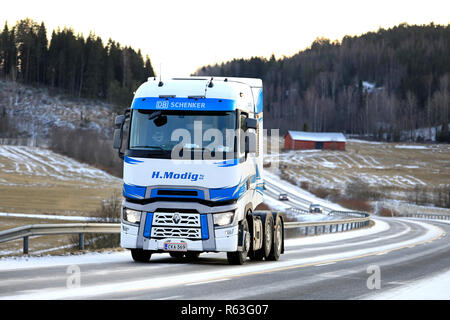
236;222;247;252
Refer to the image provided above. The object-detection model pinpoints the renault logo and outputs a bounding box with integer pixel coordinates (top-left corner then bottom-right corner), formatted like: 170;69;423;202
173;213;181;224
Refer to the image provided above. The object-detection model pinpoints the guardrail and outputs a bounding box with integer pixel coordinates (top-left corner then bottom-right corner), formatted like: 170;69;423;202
0;223;120;254
328;211;370;218
286;207;310;215
0;210;372;255
398;213;450;220
271;179;372;237
286;207;369;217
284;210;371;237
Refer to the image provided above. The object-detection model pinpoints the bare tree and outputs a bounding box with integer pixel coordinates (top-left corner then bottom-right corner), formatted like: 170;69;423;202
305;86;319;131
405;91;417;140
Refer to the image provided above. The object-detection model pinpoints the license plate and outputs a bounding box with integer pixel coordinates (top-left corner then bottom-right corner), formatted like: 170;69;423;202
163;242;188;252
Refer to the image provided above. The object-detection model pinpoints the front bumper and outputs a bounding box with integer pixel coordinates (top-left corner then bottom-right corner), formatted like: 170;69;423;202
120;215;239;253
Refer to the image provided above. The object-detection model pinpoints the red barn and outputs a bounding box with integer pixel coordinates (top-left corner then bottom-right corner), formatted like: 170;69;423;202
284;131;346;150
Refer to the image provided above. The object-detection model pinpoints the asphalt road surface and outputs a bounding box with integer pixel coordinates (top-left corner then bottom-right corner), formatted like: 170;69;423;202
1;216;448;300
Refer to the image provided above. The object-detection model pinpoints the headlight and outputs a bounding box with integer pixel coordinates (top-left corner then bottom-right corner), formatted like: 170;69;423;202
213;211;235;226
123;208;142;224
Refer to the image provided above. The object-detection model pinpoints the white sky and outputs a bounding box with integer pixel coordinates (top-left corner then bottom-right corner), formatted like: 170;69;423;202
1;0;449;77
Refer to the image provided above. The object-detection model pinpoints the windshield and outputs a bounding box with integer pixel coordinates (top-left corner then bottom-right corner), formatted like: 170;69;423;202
128;109;237;159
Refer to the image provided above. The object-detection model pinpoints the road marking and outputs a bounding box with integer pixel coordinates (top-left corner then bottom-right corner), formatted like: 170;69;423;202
185;278;230;286
155;295;181;300
387;281;408;286
315;262;336;267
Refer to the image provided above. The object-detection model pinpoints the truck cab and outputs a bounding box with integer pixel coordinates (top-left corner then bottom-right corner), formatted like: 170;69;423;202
113;76;284;264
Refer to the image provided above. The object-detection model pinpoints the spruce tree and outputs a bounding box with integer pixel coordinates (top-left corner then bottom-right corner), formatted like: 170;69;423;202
35;22;48;84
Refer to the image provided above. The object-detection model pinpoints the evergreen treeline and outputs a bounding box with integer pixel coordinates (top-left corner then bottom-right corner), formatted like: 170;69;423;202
0;18;155;107
195;23;450;142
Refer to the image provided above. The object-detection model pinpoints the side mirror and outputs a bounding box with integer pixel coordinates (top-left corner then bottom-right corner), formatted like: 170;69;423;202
115;115;125;129
113;110;130;159
245;118;258;130
245;132;257;154
113;129;122;150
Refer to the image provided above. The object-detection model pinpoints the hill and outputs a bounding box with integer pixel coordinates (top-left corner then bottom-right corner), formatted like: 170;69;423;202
0;79;114;140
0;79;123;177
264;139;450;213
195;23;450;142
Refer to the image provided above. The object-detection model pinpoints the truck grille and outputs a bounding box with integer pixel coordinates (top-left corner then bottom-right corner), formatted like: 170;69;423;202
151;227;201;239
151;212;202;240
153;212;200;227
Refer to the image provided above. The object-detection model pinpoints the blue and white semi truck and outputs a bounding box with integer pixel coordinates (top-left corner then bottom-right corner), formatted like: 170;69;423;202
113;76;284;265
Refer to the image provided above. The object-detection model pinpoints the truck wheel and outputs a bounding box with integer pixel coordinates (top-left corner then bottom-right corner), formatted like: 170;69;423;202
170;252;184;259
185;252;201;261
131;249;152;262
248;216;263;261
268;215;283;261
249;250;264;261
262;214;274;259
252;212;273;260
227;219;250;265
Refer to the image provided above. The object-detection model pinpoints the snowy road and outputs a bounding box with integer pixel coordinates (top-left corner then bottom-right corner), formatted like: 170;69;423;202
0;217;448;300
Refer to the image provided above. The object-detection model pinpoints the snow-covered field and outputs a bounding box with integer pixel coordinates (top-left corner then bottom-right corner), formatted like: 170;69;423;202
0;145;121;218
265;140;450;202
0;145;122;256
0;145;118;185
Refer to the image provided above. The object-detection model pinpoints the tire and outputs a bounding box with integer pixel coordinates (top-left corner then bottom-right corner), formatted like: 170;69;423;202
169;252;184;259
227;218;251;265
249;250;265;261
248;216;263;261
185;252;201;261
262;214;274;259
267;215;283;261
131;249;152;262
253;212;274;260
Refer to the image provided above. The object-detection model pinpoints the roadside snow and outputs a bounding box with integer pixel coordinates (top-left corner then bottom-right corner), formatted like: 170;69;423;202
347;139;384;145
395;145;429;150
0;251;129;271
370;268;450;300
0;212;116;222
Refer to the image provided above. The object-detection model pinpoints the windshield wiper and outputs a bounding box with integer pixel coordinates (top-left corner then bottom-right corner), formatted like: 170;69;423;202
132;145;165;150
148;111;162;120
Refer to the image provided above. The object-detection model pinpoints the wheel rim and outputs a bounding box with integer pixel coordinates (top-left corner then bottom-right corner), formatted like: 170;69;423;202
275;221;282;254
243;229;250;259
265;221;272;253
